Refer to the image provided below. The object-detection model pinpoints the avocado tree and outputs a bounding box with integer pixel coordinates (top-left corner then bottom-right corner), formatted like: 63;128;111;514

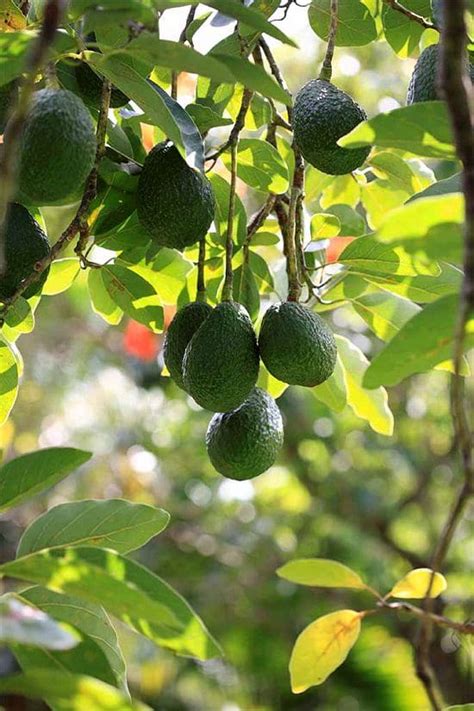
0;0;472;709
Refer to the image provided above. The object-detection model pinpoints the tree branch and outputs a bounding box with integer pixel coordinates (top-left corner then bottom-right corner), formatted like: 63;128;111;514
382;0;438;30
382;601;474;635
221;140;238;302
319;0;338;82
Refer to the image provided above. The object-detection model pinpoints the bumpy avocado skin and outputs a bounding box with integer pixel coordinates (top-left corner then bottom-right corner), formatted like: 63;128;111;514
183;301;259;412
0;203;51;301
137;143;215;250
17;89;96;206
431;0;443;27
0;81;18;133
259;302;337;387
74;61;129;109
407;44;474;104
293;79;370;175
206;387;283;480
163;301;213;390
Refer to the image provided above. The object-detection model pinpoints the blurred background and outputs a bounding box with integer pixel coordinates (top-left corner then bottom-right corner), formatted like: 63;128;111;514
1;3;473;710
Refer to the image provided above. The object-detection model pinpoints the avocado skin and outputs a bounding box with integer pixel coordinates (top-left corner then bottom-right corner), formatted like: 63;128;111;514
259;302;337;387
0;81;17;133
407;44;474;104
293;79;370;175
0;203;51;301
16;89;96;206
183;301;259;412
137;143;215;250
206;387;283;480
163;301;213;390
74;61;129;109
431;0;443;26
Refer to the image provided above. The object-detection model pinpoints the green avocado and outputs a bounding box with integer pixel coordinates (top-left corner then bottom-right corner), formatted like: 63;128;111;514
16;88;96;206
206;387;283;480
0;81;18;133
136;142;215;250
293;79;370;175
183;301;259;412
259;302;337;387
407;44;474;104
431;0;443;27
163;301;213;390
0;203;51;301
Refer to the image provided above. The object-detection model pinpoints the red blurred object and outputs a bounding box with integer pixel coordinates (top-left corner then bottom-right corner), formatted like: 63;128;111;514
326;237;355;263
123;321;160;362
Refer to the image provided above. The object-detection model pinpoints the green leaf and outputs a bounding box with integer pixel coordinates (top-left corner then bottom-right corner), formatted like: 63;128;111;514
0;594;77;650
309;0;377;46
311;213;341;239
363;294;474;389
0;546;221;660
20;586;128;693
223;138;289;193
407;173;462;203
0;338;18;426
0;31;34;85
0;670;149;711
312;354;347;412
277;559;366;589
212;53;291;105
375;193;464;263
320;173;361;209
290;610;362;693
338;234;437;277
17;499;170;557
154;0;297;47
388;568;447;599
234;261;260;322
382;0;431;57
257;365;289;399
42;259;80;296
185;103;233;133
363;263;462;303
352;289;421;341
0;448;92;513
101;264;164;332
2;297;34;338
336;335;394;435
210;173;247;245
88;270;124;326
339;102;455;158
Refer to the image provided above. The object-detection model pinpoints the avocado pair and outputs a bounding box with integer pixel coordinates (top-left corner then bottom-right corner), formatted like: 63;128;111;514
164;299;336;481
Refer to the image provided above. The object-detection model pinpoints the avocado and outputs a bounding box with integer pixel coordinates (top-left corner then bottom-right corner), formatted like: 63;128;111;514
258;302;337;387
163;301;213;390
407;44;474;104
136;142;215;250
16;88;96;206
206;387;283;480
183;301;259;412
0;203;51;301
0;81;17;133
431;0;443;27
293;79;370;175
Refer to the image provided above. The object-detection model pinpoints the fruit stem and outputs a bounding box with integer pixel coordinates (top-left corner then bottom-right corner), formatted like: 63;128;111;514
196;237;207;303
284;147;304;303
222;140;238;302
318;0;338;82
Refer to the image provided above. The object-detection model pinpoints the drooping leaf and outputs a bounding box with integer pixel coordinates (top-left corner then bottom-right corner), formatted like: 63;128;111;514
0;670;149;711
101;264;164;332
363;294;474;388
352;289;421;341
388;568;447;599
209;173;247;245
17;499;170;557
222;138;289;194
2;297;34;339
382;0;432;57
339;102;455;159
0;594;77;650
336;335;394;436
312;354;347;413
88;270;124;326
42;259;81;296
0;448;92;513
0;546;221;660
309;0;377;46
234;261;260;322
277;559;366;589
290;610;362;693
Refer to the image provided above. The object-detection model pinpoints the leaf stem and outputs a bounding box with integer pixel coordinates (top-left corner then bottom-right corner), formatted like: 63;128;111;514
319;0;339;82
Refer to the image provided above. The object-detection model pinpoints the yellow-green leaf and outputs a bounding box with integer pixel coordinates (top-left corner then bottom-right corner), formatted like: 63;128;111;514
290;610;362;693
277;559;366;589
0;0;26;31
388;568;447;599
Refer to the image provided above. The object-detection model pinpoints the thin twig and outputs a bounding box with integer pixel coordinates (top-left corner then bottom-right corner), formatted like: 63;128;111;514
319;0;338;82
383;0;438;30
196;237;207;302
205;88;253;168
221;141;238;302
0;0;64;273
285;147;304;302
170;8;196;100
381;601;474;635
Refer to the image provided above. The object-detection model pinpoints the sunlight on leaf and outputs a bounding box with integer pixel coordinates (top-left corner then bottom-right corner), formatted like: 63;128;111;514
388;568;447;599
277;559;366;590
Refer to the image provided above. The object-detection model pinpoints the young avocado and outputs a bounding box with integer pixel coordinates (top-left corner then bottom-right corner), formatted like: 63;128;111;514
183;301;259;412
259;302;337;387
136;143;215;250
293;79;370;175
16;88;96;206
407;44;474;104
163;301;213;390
206;387;283;480
0;203;51;301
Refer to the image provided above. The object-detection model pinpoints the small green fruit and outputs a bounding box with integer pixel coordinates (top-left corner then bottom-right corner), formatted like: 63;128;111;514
206;387;283;480
407;44;474;104
183;301;259;412
163;301;213;390
259;302;337;387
